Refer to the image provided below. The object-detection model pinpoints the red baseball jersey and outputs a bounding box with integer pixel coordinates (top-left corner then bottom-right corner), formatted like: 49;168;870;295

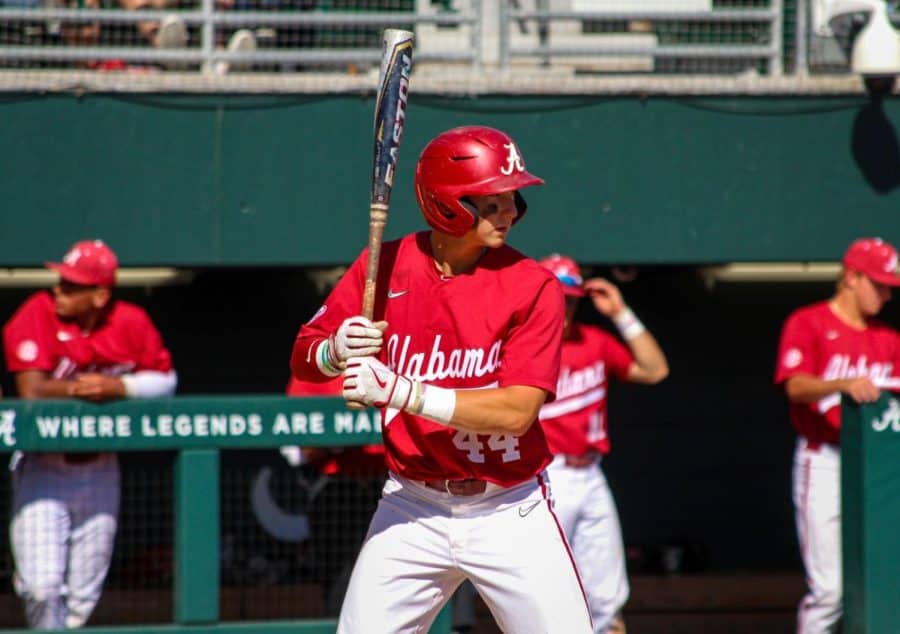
286;375;386;478
3;291;173;379
291;231;564;487
775;301;900;445
539;323;633;456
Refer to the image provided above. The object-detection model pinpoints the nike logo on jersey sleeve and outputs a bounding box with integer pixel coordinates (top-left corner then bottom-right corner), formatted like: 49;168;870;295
387;289;409;299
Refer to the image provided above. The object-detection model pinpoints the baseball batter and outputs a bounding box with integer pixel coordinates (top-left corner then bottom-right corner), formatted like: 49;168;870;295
2;240;177;630
291;126;592;633
537;255;669;634
775;237;900;634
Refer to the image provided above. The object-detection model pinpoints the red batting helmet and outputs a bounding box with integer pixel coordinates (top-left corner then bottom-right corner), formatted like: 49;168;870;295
414;126;544;237
538;254;586;297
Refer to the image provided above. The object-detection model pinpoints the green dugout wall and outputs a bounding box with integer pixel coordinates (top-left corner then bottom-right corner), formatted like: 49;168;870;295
1;93;899;266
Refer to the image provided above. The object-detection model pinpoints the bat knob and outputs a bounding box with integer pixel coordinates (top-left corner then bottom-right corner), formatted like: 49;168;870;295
346;400;368;411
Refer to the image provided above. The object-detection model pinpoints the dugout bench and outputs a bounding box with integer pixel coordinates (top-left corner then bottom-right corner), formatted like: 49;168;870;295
0;396;452;634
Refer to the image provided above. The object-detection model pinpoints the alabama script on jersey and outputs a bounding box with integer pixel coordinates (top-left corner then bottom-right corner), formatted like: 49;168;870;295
775;301;900;445
539;323;633;457
3;292;173;378
291;231;565;487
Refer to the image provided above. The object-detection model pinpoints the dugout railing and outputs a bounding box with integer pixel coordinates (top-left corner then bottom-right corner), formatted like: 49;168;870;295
0;396;452;634
0;0;844;78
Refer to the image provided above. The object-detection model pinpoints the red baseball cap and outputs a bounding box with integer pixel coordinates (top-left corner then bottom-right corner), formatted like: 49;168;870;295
46;240;118;287
538;254;586;297
843;237;900;287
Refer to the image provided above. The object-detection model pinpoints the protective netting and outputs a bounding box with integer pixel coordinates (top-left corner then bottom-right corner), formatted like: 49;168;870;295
0;0;886;95
0;450;384;628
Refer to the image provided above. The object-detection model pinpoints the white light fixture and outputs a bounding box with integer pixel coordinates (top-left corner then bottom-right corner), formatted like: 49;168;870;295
0;268;194;288
813;0;900;92
851;1;900;77
700;262;842;284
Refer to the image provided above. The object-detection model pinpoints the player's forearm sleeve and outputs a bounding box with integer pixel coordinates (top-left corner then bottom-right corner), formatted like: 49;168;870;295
121;370;178;398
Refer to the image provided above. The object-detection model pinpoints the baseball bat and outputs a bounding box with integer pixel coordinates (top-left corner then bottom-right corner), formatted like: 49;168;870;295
362;28;414;320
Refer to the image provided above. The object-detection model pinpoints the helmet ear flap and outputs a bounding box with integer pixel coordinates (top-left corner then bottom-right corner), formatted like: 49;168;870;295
459;197;480;231
513;190;528;224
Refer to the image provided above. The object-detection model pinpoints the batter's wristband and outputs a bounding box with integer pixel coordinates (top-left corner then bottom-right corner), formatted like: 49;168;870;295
316;339;341;377
613;307;646;341
414;384;456;426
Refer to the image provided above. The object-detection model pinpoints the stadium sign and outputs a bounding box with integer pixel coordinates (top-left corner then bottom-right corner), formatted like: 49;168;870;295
0;396;382;451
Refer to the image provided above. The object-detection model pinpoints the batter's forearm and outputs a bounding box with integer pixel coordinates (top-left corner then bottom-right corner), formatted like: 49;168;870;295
425;386;544;436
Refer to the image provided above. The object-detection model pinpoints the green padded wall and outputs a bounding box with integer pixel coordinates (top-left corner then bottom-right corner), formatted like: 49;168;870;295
1;93;898;266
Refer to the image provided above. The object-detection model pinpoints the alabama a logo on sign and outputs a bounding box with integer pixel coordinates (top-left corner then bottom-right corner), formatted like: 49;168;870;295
0;409;16;447
871;398;900;432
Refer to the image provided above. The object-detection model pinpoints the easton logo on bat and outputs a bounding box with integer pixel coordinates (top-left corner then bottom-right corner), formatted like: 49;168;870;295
383;49;411;188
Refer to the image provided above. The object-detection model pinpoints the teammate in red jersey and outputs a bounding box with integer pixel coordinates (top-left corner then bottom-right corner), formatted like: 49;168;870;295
3;240;177;629
775;237;900;634
291;126;593;633
538;254;668;634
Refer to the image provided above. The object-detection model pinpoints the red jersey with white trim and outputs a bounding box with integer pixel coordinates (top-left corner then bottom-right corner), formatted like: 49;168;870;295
539;323;633;457
291;231;564;487
3;291;173;378
774;301;900;445
286;376;386;478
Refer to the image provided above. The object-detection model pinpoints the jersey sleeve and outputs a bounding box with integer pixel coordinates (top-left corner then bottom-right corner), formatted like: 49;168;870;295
497;276;565;399
290;248;367;382
2;293;57;373
130;309;174;373
603;331;635;382
774;310;818;385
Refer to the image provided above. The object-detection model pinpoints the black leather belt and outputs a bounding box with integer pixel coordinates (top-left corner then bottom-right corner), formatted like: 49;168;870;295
423;478;488;496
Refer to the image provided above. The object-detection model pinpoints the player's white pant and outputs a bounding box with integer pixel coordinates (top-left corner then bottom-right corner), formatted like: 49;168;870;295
792;439;841;634
11;453;120;630
547;455;628;634
337;471;593;634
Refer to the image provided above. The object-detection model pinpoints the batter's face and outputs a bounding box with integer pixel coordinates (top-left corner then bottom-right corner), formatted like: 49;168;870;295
468;191;518;248
849;271;891;316
53;279;110;319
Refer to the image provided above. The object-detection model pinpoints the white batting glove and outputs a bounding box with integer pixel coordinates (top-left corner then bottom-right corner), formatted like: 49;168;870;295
317;316;387;376
342;356;419;410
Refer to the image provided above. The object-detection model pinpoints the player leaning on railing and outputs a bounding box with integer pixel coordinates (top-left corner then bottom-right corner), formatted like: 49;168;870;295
775;237;900;634
291;125;593;633
2;240;177;630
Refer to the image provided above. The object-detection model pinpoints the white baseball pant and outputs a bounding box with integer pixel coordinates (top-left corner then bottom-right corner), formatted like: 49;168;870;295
546;455;629;633
337;471;593;634
793;438;842;634
11;453;120;629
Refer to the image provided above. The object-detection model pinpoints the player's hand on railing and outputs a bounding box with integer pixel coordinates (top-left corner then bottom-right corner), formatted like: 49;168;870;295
842;377;881;403
69;373;127;402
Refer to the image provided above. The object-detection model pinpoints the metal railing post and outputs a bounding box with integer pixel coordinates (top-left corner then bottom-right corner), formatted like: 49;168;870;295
472;0;482;72
201;0;215;74
499;0;509;70
795;0;809;75
771;0;784;76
